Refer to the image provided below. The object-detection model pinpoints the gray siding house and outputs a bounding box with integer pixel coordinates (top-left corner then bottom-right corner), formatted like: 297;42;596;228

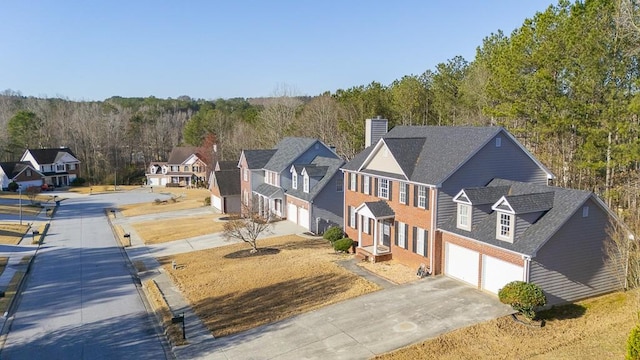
239;137;344;233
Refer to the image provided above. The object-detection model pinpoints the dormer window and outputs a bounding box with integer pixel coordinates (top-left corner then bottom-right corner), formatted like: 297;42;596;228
292;172;298;189
303;174;309;193
497;212;514;242
457;203;471;231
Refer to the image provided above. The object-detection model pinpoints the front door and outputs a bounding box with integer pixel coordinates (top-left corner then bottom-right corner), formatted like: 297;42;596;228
381;222;390;247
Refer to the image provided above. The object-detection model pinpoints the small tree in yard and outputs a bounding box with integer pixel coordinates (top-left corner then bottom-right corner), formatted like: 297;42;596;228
627;321;640;360
222;198;276;253
498;281;546;320
323;226;344;243
25;186;41;204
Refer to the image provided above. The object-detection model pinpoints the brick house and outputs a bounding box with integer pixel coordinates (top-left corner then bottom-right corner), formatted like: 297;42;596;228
342;118;623;304
0;162;44;190
21;147;81;187
146;147;207;187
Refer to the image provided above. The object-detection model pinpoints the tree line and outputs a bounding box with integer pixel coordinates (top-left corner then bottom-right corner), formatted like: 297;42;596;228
0;0;638;222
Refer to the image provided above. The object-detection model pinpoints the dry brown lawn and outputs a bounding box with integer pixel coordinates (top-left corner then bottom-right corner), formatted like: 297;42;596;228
143;280;188;346
0;223;29;244
0;204;42;217
119;188;211;217
131;215;224;244
357;260;420;285
376;290;639;359
160;235;380;337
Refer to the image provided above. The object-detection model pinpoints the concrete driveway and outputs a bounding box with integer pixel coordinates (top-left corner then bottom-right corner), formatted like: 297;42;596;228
176;275;513;360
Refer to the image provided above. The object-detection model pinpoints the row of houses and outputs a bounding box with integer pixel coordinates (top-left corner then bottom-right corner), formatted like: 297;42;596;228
147;118;625;306
0;148;81;191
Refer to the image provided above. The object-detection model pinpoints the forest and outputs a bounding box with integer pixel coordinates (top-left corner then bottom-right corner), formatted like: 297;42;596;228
0;0;638;222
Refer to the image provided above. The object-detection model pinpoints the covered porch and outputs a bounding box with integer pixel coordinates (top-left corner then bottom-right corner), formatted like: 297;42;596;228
253;183;284;219
354;200;395;263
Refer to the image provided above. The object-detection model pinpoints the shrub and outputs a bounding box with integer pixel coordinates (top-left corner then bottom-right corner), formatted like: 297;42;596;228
498;281;546;320
70;177;86;186
333;238;354;253
204;196;211;206
627;323;640;360
323;226;344;243
7;182;18;192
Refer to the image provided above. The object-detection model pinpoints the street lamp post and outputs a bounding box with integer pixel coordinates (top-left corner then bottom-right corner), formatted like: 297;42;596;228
18;185;22;225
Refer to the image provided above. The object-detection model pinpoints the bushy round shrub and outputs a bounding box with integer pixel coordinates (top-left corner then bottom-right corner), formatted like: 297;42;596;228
204;196;211;206
333;238;354;253
323;226;344;243
71;177;86;186
627;323;640;360
498;281;546;320
7;182;18;192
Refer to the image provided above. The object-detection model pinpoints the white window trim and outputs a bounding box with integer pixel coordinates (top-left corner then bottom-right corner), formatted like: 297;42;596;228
416;227;426;256
398;221;406;248
243;168;248;182
497;212;514;242
417;186;427;209
350;173;357;191
292;172;298;189
362;216;369;234
399;183;407;204
379;178;389;199
303;174;309;193
363;175;370;195
457;203;471;231
349;207;356;228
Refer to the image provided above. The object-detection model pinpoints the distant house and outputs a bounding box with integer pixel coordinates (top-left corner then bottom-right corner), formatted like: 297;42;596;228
0;162;44;191
209;160;241;214
146;147;207;187
238;137;345;233
21;147;81;187
342;118;623;305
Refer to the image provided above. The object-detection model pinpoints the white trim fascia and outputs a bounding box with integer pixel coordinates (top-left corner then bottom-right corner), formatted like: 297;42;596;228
453;189;472;204
491;196;515;214
439;228;526;258
357;139;409;181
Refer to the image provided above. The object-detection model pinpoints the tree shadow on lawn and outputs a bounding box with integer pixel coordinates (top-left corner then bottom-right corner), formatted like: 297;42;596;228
193;273;353;338
538;303;587;321
224;248;280;259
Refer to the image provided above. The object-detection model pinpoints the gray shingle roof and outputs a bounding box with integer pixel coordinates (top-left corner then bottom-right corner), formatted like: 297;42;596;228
343;126;504;185
264;137;320;173
216;161;238;171
0;162;38;179
440;179;593;256
26;148;78;164
254;183;284;198
286;156;344;202
303;165;328;177
502;192;554;214
214;169;240;196
167;146;200;164
459;186;510;205
243;149;277;169
364;200;395;218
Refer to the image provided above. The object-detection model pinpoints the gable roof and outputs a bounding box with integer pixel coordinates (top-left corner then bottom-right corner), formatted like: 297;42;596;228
25;148;79;164
493;192;555;214
356;200;396;219
286;156;344;202
216;161;238;171
167;147;201;164
242;149;277;169
440;179;594;256
343;126;553;186
264;137;321;173
454;186;510;205
213;169;241;196
0;162;41;179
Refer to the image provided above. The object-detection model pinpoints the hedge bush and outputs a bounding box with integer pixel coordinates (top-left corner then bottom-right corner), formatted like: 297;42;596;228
498;281;546;320
204;197;211;206
627;323;640;360
7;182;18;192
333;238;354;253
323;226;344;243
71;177;86;186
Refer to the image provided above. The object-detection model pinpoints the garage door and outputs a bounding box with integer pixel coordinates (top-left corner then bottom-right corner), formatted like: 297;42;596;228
298;207;309;230
211;195;222;211
160;178;168;186
445;242;479;287
148;178;160;186
287;203;297;224
19;180;43;189
482;255;523;294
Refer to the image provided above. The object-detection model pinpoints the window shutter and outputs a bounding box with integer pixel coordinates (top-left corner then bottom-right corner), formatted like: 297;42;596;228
413;185;418;207
412;226;417;253
424;230;429;257
348;173;352;189
347;205;351;227
374;178;379;197
404;224;409;249
388;181;393;201
360;175;364;193
425;188;430;210
354;174;358;191
394;221;398;246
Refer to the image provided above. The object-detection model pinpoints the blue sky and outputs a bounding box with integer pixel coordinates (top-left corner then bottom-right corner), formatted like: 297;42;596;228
0;1;555;101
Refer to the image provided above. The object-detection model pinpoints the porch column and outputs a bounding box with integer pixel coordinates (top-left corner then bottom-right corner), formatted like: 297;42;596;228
372;218;378;256
357;214;362;248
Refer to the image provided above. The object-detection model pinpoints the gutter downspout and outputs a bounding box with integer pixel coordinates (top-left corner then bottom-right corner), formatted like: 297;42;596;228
430;188;438;274
523;255;531;282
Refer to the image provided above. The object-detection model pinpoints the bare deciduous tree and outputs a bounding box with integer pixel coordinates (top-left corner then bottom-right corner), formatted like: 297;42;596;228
222;198;277;253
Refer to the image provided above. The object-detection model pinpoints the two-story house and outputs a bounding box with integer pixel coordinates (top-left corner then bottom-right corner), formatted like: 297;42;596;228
238;137;344;233
343;118;623;305
21;147;81;187
146;147;208;187
0;162;44;190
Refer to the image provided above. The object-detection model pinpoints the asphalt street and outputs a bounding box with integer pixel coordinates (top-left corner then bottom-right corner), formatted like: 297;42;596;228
0;191;171;360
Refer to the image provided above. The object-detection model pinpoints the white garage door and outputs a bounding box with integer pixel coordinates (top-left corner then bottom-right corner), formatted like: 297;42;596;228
482;255;523;294
19;180;42;189
298;207;309;230
445;242;479;287
211;195;222;211
160;178;168;186
148;178;160;186
287;203;297;224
